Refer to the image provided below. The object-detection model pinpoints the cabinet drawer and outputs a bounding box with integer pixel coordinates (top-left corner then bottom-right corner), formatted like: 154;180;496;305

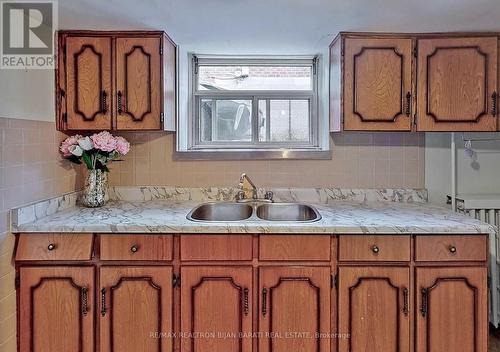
16;233;93;261
339;235;410;261
180;235;253;261
259;235;331;261
100;235;173;261
415;235;487;262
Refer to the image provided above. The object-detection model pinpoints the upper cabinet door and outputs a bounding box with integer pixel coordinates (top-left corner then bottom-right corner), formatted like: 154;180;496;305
65;36;112;130
180;266;253;352
417;37;498;131
416;267;488;352
19;266;94;352
99;266;173;352
115;37;162;130
343;37;413;131
259;266;331;352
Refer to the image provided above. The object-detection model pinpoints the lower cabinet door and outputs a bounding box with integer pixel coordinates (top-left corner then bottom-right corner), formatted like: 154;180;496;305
19;266;95;352
99;266;173;352
258;266;331;352
338;266;410;352
416;267;488;352
180;266;253;352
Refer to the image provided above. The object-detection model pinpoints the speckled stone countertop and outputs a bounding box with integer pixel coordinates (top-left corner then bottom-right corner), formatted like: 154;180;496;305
10;187;495;235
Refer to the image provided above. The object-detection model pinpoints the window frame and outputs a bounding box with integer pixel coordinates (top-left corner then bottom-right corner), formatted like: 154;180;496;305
188;55;320;151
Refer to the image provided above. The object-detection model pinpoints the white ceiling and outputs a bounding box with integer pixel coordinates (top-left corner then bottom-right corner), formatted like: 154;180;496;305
59;0;500;54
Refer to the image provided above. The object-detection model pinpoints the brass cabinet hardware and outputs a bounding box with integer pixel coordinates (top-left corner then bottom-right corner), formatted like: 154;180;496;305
243;288;249;316
449;245;457;254
101;288;107;317
492;91;498;117
130;245;139;253
405;92;412;117
81;287;88;316
47;243;56;251
371;245;380;254
101;90;108;114
402;287;409;316
420;288;428;317
117;91;123;115
262;288;267;316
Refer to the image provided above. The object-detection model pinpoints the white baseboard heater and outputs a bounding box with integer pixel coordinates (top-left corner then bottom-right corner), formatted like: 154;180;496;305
450;194;500;328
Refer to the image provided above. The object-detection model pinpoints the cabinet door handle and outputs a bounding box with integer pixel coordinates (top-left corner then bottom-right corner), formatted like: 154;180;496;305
262;288;267;316
81;286;88;316
492;91;498;117
402;287;409;316
420;288;428;317
101;288;107;317
101;90;108;114
243;288;249;316
405;92;412;117
117;91;123;115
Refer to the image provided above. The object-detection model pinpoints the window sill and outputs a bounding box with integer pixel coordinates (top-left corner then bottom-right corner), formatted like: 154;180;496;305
174;149;332;160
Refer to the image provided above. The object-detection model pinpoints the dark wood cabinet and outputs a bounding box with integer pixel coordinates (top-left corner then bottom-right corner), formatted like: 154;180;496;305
57;31;176;131
342;37;413;131
416;37;498;131
18;266;94;352
338;266;410;352
258;266;331;352
99;266;173;352
180;266;253;352
415;267;488;352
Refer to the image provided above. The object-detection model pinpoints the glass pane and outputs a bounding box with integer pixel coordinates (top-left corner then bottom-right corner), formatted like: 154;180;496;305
269;100;309;142
200;99;252;142
198;65;312;91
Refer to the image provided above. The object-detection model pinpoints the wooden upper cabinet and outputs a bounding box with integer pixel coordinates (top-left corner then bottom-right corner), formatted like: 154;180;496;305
338;266;410;352
180;266;253;352
115;37;162;130
57;31;176;131
65;36;112;130
343;37;413;131
417;37;498;131
99;266;173;352
416;267;488;352
19;266;94;352
259;266;331;352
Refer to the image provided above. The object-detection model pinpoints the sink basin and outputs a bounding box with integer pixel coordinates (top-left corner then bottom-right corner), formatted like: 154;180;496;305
256;203;321;222
187;202;253;221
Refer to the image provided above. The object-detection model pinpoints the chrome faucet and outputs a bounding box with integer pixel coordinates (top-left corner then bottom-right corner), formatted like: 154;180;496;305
236;173;273;202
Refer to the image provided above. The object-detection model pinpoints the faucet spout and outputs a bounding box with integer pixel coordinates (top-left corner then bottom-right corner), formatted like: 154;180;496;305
238;173;258;200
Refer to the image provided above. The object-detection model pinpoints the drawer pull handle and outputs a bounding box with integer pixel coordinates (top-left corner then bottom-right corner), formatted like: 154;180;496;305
402;287;409;316
101;288;107;317
449;245;457;254
81;287;88;316
372;245;380;254
47;243;56;251
262;288;267;316
243;288;249;316
130;245;139;253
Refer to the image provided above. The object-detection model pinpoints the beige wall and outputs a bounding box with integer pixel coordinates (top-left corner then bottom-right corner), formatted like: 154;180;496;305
0;117;83;351
109;132;425;189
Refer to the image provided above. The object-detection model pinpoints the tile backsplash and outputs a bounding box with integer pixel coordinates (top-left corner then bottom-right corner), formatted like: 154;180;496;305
0;117;83;350
109;132;425;189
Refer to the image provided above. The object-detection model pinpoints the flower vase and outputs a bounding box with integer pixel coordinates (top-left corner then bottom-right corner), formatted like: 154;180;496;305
81;169;108;207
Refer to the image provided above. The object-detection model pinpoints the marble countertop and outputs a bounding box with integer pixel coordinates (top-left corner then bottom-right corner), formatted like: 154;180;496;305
12;199;495;235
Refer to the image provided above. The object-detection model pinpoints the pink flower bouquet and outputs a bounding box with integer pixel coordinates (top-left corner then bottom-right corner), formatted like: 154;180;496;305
60;131;130;172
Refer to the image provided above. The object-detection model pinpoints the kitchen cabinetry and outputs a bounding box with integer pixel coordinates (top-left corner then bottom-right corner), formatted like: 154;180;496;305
57;31;176;131
18;266;95;352
14;233;488;352
99;266;173;352
330;33;500;132
258;266;331;352
338;266;410;352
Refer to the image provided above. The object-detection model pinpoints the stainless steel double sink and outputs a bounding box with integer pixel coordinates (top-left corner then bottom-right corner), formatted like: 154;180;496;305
187;202;321;222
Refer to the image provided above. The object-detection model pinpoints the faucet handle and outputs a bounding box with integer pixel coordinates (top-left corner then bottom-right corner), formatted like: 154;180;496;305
235;190;246;201
264;191;274;202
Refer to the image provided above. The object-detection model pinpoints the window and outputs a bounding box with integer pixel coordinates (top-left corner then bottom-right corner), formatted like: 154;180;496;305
188;56;320;153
